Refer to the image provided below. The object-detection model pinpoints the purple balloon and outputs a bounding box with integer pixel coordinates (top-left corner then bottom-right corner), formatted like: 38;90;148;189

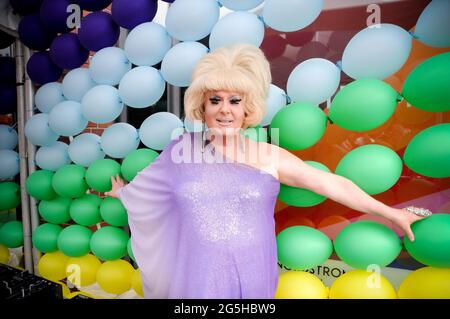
50;33;89;70
10;0;43;15
78;12;119;52
0;57;16;85
18;14;57;51
40;0;74;33
0;84;17;115
26;51;63;85
0;31;15;49
74;0;112;11
111;0;158;30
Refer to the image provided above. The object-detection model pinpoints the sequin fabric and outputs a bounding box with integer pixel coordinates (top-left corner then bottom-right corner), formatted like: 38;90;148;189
118;132;280;299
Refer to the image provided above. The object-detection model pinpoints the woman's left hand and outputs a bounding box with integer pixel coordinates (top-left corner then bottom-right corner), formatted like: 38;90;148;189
390;208;429;242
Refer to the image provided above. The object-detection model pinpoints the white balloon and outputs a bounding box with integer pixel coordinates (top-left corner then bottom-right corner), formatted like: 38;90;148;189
219;0;264;11
62;68;96;102
81;85;124;124
89;47;132;85
68;133;105;167
48;101;88;136
139;112;184;150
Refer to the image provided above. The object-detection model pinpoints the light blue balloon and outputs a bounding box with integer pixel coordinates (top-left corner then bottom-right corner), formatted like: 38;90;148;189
124;22;171;67
35;141;71;171
287;58;340;105
68;133;105;167
219;0;264;11
160;41;208;87
209;12;264;51
139;112;184;150
0;150;19;179
118;66;165;108
342;23;412;80
24;113;59;146
35;82;66;113
62;68;96;102
48;101;88;136
261;84;287;127
0;125;18;150
415;0;450;48
89;47;131;85
263;0;323;32
81;85;124;124
100;123;139;159
166;0;219;41
184;118;206;133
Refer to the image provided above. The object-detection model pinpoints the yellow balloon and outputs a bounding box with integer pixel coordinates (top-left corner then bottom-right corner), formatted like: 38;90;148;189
330;270;397;299
398;267;450;299
131;269;144;297
0;244;10;263
66;254;102;287
96;259;134;295
275;271;329;299
38;251;69;282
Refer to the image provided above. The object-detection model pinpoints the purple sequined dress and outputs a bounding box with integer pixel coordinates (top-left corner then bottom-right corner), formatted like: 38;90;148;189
117;132;280;299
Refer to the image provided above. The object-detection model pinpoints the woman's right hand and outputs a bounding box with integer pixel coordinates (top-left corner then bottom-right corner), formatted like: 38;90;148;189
105;175;125;198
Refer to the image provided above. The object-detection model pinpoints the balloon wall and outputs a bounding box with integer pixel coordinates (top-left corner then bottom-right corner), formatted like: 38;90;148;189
2;0;448;299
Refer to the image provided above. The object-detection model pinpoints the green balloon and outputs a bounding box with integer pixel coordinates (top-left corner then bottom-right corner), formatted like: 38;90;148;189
334;221;402;269
52;165;88;198
276;226;332;270
335;144;402;195
86;159;121;192
127;238;135;262
26;170;57;200
244;126;268;142
270;102;327;150
69;193;103;226
121;149;158;182
402;52;450;112
57;225;93;257
90;226;129;261
100;196;128;227
329;78;399;132
0;182;21;211
404;214;450;268
32;223;62;253
278;161;329;207
38;197;72;224
0;221;23;248
403;123;450;178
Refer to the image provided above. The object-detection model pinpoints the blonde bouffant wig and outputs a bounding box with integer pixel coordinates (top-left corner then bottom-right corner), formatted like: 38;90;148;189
184;44;272;129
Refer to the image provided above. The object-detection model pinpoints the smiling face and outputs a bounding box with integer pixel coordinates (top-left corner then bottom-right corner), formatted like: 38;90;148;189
204;90;246;136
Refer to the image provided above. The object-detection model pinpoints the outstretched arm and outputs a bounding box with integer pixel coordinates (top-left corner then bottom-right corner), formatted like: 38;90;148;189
275;146;426;241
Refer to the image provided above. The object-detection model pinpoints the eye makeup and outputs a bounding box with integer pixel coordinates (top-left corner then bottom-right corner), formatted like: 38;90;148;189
208;95;242;105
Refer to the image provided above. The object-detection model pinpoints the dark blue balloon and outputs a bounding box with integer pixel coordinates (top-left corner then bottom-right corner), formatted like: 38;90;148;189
78;11;119;51
50;33;89;70
0;57;16;85
111;0;158;30
18;14;57;51
0;84;17;115
40;0;74;33
74;0;112;11
0;30;15;49
10;0;43;15
26;51;63;85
